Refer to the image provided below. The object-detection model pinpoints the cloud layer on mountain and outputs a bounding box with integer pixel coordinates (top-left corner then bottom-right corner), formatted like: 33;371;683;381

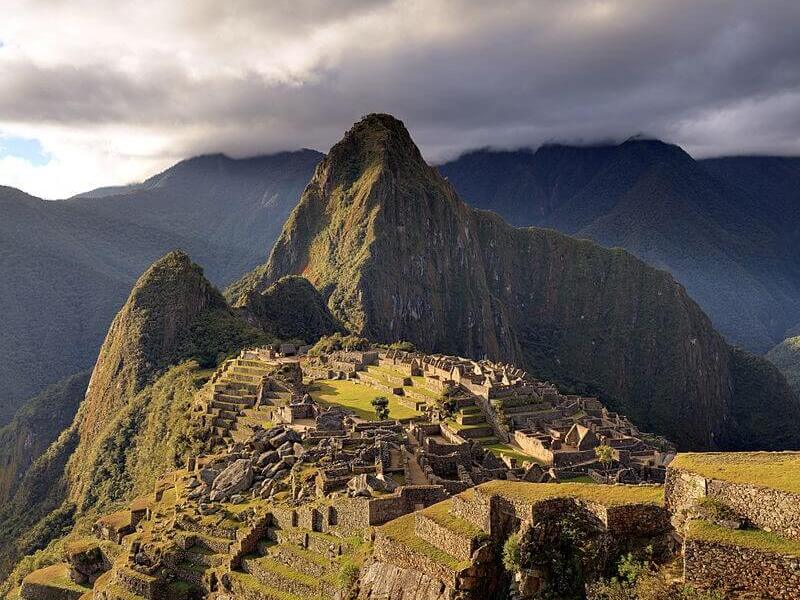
2;0;800;197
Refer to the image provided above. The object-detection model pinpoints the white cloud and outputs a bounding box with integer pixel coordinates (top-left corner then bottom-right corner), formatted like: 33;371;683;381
1;0;799;198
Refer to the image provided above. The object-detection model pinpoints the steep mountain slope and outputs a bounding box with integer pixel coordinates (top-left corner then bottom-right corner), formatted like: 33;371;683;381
0;251;333;581
767;336;800;396
0;251;264;580
439;146;800;352
0;151;321;427
241;275;343;343
234;113;800;451
0;371;90;505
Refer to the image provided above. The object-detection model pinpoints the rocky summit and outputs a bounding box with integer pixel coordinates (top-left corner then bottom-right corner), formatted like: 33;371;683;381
231;114;800;452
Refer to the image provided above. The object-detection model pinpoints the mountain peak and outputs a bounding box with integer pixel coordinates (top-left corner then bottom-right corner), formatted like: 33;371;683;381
326;113;427;180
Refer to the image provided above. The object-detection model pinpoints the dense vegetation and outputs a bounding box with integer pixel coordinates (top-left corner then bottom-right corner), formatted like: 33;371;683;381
0;371;90;504
0;150;320;427
243;275;342;343
0;250;264;584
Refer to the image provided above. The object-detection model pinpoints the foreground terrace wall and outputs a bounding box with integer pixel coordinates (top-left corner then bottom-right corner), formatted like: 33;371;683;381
666;466;800;540
685;536;800;600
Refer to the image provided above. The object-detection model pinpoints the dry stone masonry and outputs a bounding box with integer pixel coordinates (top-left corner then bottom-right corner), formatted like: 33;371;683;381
14;345;800;600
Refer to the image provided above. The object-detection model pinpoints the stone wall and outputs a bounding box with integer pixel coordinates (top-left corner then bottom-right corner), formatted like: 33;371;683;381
666;467;800;540
368;486;448;525
414;513;480;561
514;432;554;465
684;537;800;599
330;497;372;535
450;491;492;532
373;533;459;587
19;581;85;600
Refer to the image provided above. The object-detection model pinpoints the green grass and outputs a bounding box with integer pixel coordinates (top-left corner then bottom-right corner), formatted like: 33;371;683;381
380;514;470;571
671;452;800;494
444;419;488;432
475;481;664;506
228;571;317;600
482;442;545;464
256;557;319;586
419;500;487;541
688;519;800;556
560;475;595;484
309;380;421;420
280;544;333;568
23;563;90;593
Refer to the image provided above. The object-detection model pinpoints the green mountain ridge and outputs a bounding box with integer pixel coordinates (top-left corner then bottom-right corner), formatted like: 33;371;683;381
0;371;91;506
0;249;337;585
0;150;322;427
234;113;800;451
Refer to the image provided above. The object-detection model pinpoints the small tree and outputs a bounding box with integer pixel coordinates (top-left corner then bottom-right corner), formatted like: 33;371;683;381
595;444;614;481
502;532;521;573
371;396;390;420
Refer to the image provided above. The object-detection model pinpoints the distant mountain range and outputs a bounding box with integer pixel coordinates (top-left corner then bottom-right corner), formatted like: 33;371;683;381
2;124;800;441
0;151;321;424
439;144;800;353
232;114;800;451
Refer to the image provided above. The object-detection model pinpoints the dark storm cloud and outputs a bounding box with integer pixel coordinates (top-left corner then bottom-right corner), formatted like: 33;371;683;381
2;0;800;197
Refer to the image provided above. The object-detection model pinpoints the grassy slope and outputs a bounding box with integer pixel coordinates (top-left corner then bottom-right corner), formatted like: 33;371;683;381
476;480;665;506
0;371;90;504
688;519;800;556
0;251;268;586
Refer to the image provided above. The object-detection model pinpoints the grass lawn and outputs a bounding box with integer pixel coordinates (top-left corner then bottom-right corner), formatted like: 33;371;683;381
483;442;546;464
560;475;595;484
475;480;664;507
310;380;421;420
687;519;800;556
671;452;800;494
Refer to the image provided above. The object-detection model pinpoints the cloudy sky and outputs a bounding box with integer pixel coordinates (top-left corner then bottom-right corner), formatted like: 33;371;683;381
2;0;800;198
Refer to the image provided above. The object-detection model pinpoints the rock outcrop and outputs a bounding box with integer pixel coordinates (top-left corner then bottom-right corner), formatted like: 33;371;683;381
66;251;263;508
231;113;800;451
235;275;342;343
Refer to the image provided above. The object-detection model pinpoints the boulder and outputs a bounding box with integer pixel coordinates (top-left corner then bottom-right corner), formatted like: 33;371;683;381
347;473;398;497
210;459;254;502
256;451;279;467
198;467;221;486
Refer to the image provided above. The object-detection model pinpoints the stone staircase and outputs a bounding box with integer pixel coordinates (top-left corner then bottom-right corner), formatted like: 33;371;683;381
206;357;287;443
230;524;356;600
447;401;498;446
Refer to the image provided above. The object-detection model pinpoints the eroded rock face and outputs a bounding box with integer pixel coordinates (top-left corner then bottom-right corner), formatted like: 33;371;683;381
210;459;254;502
358;562;456;600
